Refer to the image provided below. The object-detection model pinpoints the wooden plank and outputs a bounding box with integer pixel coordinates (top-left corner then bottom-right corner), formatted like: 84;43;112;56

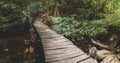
42;40;73;47
77;58;97;63
42;40;73;48
46;54;90;63
42;36;72;43
43;44;74;50
45;52;85;62
44;46;83;55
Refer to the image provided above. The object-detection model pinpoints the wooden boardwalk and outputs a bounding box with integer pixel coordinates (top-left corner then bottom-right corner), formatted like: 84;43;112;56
34;20;97;63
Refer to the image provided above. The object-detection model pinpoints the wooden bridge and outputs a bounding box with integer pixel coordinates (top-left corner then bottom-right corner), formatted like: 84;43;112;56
33;19;97;63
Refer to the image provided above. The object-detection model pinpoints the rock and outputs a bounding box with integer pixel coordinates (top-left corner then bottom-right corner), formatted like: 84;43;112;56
96;49;112;59
101;55;120;63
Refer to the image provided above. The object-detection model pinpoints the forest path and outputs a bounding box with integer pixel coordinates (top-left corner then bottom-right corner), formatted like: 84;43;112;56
33;19;97;63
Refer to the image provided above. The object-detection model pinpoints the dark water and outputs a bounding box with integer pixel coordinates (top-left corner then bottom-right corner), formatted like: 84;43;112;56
0;38;36;63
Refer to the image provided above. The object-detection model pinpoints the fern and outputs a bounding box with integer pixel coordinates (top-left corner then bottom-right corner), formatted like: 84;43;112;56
50;16;107;41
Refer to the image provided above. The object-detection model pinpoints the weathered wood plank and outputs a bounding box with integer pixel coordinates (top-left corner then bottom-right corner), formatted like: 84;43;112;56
43;44;74;50
77;58;97;63
44;46;82;55
48;54;91;63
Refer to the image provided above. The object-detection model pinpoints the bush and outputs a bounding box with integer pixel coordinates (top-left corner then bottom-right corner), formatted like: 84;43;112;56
0;2;26;35
0;1;47;36
50;16;107;41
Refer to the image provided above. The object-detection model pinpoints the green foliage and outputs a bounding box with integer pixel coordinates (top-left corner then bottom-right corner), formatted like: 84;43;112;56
0;2;25;33
49;0;120;42
104;10;120;27
59;0;120;20
26;1;47;17
102;8;120;35
50;16;107;41
0;0;47;36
